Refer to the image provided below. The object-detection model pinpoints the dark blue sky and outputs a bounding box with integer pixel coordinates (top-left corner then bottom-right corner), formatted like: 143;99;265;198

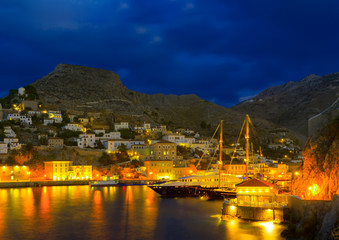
1;0;339;107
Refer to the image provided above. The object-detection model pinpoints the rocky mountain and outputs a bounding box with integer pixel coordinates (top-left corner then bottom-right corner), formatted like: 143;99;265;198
31;64;277;141
232;73;339;139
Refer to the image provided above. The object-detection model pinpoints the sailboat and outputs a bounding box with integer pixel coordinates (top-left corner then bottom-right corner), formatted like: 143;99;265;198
202;115;255;200
148;120;242;198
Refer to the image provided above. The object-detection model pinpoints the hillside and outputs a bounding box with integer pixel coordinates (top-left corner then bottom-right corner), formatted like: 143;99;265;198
31;64;277;141
232;73;339;138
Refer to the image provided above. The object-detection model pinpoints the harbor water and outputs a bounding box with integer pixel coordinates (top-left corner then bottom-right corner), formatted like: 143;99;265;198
0;185;287;240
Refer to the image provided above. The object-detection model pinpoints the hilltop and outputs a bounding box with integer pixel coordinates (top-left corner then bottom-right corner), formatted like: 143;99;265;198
232;73;339;139
30;64;276;142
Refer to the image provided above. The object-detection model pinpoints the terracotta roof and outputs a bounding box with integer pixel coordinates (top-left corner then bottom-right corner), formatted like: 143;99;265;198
236;178;273;187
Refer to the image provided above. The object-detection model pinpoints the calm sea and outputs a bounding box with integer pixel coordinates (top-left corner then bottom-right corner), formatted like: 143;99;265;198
0;185;286;240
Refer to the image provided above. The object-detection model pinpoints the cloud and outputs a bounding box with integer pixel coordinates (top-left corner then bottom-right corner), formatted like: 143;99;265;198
1;0;339;107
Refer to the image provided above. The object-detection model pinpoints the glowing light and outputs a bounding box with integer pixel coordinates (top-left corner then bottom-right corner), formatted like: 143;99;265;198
53;176;56;181
295;172;299;175
309;184;320;196
258;222;274;233
2;166;5;169
230;205;235;211
28;172;31;175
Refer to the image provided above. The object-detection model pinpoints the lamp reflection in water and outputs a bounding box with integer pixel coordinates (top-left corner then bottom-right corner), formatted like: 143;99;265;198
258;221;275;233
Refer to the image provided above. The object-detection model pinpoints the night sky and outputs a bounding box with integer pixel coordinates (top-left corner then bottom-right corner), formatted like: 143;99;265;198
1;0;339;107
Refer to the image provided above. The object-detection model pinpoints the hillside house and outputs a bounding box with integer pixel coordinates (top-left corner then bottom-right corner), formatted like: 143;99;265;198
114;122;129;131
77;133;96;148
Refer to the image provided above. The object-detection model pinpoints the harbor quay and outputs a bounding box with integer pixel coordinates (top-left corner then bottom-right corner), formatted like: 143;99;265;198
0;179;165;188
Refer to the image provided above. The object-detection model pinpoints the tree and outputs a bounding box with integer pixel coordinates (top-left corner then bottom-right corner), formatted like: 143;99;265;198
98;152;114;166
119;129;135;139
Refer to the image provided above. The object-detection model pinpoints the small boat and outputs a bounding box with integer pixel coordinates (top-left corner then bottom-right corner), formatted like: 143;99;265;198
201;187;237;200
90;180;119;187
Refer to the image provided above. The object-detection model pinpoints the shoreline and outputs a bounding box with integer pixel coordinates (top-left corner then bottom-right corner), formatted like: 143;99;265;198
0;179;164;188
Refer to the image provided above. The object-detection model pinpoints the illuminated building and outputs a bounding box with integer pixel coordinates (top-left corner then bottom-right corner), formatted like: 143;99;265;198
44;161;92;180
236;178;278;207
151;140;177;160
68;165;92;180
0;165;30;181
144;160;174;180
44;161;72;180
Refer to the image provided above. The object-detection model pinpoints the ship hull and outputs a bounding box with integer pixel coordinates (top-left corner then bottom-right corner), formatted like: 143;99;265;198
148;185;204;197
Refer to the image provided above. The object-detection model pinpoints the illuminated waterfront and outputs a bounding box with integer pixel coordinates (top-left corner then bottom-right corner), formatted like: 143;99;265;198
0;186;286;240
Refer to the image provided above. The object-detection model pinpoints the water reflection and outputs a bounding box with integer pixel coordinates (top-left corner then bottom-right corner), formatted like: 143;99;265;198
0;186;286;240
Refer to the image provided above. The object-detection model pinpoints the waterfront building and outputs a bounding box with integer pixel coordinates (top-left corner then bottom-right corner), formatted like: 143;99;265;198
44;161;72;180
236;178;278;207
144;160;174;180
0;165;30;181
44;161;92;180
68;165;92;180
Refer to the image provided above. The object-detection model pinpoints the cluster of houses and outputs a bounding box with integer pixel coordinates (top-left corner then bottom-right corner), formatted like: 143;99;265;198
0;87;301;188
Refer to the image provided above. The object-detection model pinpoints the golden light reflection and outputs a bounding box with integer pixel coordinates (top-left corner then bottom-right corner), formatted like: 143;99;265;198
0;190;9;235
22;188;34;218
258;221;274;233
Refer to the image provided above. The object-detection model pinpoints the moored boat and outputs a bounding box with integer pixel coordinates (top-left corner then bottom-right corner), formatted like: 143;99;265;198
90;180;119;187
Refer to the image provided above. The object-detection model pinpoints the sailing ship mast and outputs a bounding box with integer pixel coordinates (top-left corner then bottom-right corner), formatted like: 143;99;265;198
245;114;250;180
219;120;223;188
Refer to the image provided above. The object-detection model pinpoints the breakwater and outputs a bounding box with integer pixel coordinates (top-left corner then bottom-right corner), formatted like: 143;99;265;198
0;180;90;188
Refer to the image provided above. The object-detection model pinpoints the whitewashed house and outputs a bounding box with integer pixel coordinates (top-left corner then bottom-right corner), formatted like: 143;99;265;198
4;126;16;138
0;143;8;154
43;119;54;125
20;115;32;125
63;123;83;132
162;134;186;144
114;122;129;131
103;139;144;152
77;133;96;148
48;111;63;123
